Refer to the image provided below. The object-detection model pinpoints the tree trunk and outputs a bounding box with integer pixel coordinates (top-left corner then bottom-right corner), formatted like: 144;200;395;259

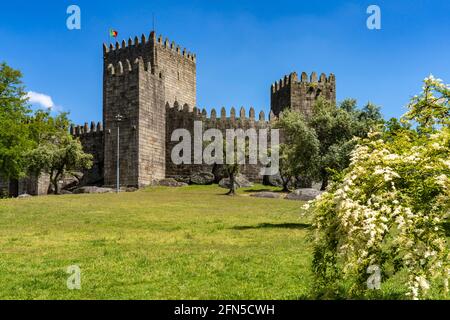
281;177;290;192
227;173;236;196
51;178;59;195
320;178;328;191
320;169;329;191
52;172;62;195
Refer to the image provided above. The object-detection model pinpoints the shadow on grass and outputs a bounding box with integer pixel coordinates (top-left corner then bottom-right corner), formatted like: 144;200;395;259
231;222;311;230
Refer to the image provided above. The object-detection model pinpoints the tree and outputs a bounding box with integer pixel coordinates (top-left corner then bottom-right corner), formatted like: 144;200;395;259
275;111;320;191
221;136;244;196
0;62;33;180
26;112;93;194
310;98;384;189
276;98;384;190
0;62;93;195
308;75;450;299
277;144;294;192
26;133;93;194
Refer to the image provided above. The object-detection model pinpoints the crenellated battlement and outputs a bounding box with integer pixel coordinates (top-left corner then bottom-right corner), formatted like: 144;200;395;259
166;102;276;126
103;31;196;64
270;71;336;117
105;56;157;76
155;34;196;62
271;71;335;93
70;121;103;137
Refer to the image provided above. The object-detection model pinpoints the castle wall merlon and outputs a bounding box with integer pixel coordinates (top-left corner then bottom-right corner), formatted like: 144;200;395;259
272;72;301;94
156;33;196;63
240;107;246;120
328;73;335;83
230;107;236;121
268;71;336;85
319;73;327;83
70;122;104;137
165;102;272;125
259;111;265;121
106;56;155;76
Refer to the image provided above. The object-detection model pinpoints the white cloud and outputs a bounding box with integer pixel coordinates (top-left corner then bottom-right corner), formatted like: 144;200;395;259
26;91;61;111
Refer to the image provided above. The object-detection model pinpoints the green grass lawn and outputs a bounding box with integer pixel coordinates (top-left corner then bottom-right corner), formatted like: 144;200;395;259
1;184;447;300
0;185;314;299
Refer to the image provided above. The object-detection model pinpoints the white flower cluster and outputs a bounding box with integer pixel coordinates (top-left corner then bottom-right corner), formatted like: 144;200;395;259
310;127;450;299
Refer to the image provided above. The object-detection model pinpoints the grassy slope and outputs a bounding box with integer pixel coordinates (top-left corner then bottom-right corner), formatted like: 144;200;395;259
0;185;313;299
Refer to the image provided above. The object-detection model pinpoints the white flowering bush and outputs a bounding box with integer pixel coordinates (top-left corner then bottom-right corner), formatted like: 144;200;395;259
308;76;450;299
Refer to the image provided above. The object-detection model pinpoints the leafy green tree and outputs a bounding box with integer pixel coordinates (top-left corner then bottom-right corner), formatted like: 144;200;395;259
311;98;384;189
276;98;384;190
277;144;295;192
0;62;33;180
308;75;450;299
275;111;320;190
26;129;93;194
0;62;93;195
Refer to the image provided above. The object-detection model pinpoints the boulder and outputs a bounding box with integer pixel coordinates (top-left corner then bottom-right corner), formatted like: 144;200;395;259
285;188;323;201
17;193;32;199
73;186;114;194
250;192;281;199
158;178;188;187
263;173;284;187
219;174;253;189
235;174;253;188
190;172;214;185
172;175;191;184
60;190;73;195
212;164;226;183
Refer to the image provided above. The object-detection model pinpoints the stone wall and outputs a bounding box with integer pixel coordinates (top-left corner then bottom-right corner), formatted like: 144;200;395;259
165;103;276;182
136;58;166;186
102;31;196;187
0;178;8;197
103;58;141;187
154;35;196;109
70;122;104;185
104;31;196;109
102;56;166;187
0;175;50;197
271;71;336;117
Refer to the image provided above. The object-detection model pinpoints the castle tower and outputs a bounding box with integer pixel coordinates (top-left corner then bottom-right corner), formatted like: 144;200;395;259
270;72;336;118
102;31;197;187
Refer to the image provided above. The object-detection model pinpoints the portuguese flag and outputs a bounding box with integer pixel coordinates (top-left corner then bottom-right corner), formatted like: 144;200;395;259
109;29;118;38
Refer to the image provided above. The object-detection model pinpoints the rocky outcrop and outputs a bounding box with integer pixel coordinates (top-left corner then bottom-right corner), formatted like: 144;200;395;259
219;174;253;189
158;178;188;187
285;188;323;201
172;176;191;184
73;186;114;194
190;172;215;185
263;173;284;187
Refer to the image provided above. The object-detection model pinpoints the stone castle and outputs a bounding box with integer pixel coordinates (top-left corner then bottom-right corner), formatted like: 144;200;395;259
1;30;335;196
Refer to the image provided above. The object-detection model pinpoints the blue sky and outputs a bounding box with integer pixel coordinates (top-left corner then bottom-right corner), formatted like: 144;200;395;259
1;0;449;124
